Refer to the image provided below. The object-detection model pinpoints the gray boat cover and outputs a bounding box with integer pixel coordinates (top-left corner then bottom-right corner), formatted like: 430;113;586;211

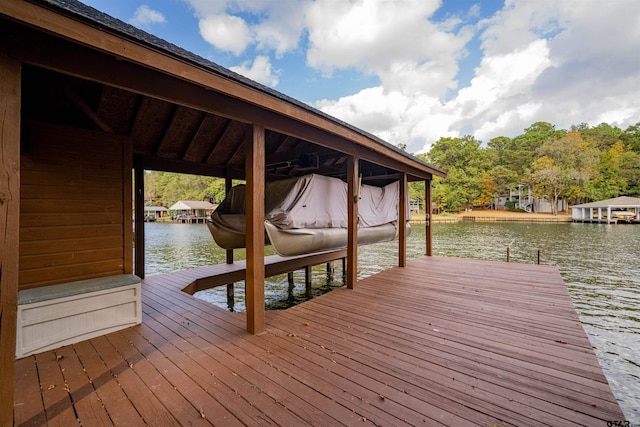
212;174;408;230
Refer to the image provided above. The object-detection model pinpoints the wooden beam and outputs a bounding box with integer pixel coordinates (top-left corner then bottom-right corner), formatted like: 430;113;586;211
398;172;407;267
0;55;20;427
245;124;265;334
425;179;433;256
134;158;145;278
64;86;114;133
347;157;359;289
139;155;244;180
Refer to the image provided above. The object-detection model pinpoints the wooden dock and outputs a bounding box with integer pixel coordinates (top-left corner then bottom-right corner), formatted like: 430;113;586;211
462;215;572;223
13;256;625;426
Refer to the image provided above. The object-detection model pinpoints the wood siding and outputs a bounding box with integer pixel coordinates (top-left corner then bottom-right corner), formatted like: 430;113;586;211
19;122;131;290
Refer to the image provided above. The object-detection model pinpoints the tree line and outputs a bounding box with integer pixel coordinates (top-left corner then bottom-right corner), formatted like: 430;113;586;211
145;121;640;216
413;121;640;215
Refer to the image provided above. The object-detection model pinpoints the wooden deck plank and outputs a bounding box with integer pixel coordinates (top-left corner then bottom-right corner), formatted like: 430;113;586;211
104;331;213;426
33;351;77;426
141;285;361;425
266;292;620;425
312;283;605;379
89;335;180;426
13;356;46;426
54;345;112;427
138;305;313;426
13;255;624;426
121;323;245;426
288;295;615;403
72;340;147;427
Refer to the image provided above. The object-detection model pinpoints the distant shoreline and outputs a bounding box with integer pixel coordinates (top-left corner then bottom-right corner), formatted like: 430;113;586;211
410;210;572;224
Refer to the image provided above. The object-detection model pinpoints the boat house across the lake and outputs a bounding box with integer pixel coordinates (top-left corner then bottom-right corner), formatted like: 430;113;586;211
571;196;640;223
0;0;626;425
143;205;168;221
169;200;217;223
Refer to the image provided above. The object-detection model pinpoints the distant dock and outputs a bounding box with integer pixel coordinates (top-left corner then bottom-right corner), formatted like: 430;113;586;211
461;215;571;223
412;213;573;224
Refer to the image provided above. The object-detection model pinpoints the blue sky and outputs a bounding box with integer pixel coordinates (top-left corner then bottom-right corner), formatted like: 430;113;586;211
80;0;640;153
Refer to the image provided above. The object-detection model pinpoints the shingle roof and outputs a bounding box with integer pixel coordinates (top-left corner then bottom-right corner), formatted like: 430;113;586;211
572;196;640;208
169;201;217;211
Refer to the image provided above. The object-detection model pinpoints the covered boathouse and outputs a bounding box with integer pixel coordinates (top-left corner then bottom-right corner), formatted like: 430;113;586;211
571;196;640;224
0;0;626;425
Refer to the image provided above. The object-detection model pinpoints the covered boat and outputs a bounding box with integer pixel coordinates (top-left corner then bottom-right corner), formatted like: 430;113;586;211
207;174;410;256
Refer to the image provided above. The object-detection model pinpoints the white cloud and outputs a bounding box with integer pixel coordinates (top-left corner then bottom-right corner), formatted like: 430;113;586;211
129;5;166;29
444;38;553;137
465;0;640;143
317;0;640;152
186;0;308;56
199;14;252;55
317;87;456;152
305;0;472;97
179;0;640;153
230;55;280;87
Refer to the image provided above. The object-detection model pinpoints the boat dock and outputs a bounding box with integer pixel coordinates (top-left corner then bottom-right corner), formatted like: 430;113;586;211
14;256;625;426
461;215;571;223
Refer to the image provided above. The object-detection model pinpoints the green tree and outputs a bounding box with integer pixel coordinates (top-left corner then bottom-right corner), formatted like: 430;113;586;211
579;122;624;150
506;122;565;179
143;171;227;207
529;132;598;214
622;122;640;153
589;140;628;200
427;135;491;211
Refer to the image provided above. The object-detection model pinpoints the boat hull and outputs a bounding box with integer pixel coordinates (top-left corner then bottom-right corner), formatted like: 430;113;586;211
206;215;410;257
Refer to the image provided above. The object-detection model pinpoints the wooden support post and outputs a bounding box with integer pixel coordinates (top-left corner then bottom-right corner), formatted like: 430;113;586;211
245;124;265;334
507;247;510;262
342;257;346;284
326;262;333;282
347;156;359;289
305;265;312;297
225;175;234;299
398;172;407;267
288;271;294;286
0;55;20;427
134;157;145;278
123;138;134;275
425;179;433;256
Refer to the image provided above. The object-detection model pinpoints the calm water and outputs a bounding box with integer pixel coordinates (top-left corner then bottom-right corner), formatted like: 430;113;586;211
143;221;640;422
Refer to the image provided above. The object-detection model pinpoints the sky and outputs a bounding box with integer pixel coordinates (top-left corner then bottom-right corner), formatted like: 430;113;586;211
79;0;640;154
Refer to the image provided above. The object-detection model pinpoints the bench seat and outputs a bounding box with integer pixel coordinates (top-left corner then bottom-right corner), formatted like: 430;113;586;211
17;274;141;358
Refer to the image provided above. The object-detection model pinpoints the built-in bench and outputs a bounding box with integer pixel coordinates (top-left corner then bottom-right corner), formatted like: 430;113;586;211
17;274;142;358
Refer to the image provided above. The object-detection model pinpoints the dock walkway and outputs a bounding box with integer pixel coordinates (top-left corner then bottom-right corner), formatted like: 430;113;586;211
14;256;625;426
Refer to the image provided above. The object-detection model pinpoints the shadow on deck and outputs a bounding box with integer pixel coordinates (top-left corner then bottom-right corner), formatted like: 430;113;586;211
14;256;624;426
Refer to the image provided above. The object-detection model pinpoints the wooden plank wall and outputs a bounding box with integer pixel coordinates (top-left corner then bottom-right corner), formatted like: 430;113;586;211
19;122;131;290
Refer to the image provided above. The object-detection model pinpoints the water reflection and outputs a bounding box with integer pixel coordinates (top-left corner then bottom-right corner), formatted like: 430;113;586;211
143;221;639;422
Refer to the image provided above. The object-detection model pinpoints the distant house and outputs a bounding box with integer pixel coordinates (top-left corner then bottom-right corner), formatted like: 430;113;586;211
144;206;167;220
409;199;422;214
571;196;640;223
494;183;567;213
169;201;217;222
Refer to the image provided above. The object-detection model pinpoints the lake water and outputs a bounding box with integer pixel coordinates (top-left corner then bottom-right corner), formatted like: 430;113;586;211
143;221;640;422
